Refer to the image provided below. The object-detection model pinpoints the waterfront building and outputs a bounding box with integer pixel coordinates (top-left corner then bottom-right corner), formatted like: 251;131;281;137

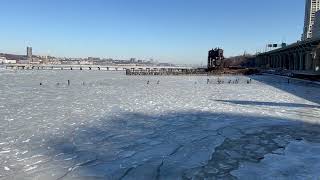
0;57;16;64
312;10;320;39
302;0;320;40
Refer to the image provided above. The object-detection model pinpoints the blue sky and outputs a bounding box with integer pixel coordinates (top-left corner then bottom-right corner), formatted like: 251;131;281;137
0;0;304;64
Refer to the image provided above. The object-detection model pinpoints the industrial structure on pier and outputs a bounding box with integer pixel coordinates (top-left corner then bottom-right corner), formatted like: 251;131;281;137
207;48;224;71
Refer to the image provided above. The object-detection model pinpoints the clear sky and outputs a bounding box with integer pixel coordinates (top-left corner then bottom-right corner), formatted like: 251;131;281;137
0;0;304;64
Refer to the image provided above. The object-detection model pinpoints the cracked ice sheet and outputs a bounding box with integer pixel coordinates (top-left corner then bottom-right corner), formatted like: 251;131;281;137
0;70;320;179
231;140;320;180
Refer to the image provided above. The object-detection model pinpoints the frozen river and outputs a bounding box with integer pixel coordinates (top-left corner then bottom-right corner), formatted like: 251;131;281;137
0;70;320;179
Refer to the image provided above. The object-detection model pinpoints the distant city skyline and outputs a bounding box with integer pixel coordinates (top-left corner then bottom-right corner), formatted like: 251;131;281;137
0;0;304;64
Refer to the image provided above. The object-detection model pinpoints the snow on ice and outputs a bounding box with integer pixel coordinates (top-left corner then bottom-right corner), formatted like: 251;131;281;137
0;70;319;179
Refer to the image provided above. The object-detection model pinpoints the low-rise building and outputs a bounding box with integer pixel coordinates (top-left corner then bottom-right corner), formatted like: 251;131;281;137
0;57;6;64
79;60;94;65
0;57;16;64
4;59;17;64
17;60;29;64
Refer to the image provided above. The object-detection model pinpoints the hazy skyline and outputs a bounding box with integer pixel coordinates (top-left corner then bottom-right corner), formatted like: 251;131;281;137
0;0;304;64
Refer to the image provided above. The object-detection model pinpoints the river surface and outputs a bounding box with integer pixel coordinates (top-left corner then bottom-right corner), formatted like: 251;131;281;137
0;70;320;179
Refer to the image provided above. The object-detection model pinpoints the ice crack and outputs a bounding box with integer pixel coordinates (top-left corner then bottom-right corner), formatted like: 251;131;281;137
118;167;134;180
155;160;164;180
56;158;98;180
169;145;183;156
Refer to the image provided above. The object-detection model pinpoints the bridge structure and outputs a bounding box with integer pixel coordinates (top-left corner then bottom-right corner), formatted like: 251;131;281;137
255;38;320;74
4;64;194;72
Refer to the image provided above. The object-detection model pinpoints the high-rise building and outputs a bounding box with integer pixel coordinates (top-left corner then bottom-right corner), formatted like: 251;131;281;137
27;46;32;62
312;10;320;39
302;0;320;40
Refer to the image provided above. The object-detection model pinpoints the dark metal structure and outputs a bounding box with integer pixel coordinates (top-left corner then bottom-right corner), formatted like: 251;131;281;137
208;48;224;70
